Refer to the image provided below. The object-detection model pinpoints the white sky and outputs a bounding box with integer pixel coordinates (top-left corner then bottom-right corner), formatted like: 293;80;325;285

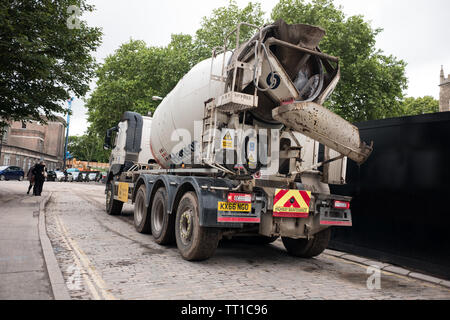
68;0;450;135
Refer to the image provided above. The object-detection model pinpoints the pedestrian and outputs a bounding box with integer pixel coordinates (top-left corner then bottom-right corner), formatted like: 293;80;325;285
32;161;47;196
26;163;36;195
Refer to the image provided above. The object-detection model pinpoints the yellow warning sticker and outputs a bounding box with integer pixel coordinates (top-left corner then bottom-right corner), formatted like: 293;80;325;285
117;182;129;203
222;130;234;149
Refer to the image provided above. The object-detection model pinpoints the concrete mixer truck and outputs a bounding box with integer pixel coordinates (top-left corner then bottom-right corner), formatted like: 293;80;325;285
103;20;373;261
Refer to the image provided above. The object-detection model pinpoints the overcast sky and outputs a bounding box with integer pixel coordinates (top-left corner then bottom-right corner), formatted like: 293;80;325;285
68;0;450;135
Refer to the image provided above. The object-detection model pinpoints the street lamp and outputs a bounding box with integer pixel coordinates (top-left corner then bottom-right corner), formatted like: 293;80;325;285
63;97;74;170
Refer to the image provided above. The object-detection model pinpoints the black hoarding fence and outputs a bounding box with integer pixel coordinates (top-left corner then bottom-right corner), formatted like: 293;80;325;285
330;112;450;280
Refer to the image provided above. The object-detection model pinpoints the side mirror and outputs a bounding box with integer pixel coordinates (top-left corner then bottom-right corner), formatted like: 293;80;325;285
104;126;118;150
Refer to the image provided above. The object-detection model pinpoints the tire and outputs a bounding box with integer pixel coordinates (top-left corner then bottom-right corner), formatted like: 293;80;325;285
282;228;331;258
150;188;175;244
134;185;152;234
18;176;23;181
175;192;220;261
105;181;123;216
0;175;5;181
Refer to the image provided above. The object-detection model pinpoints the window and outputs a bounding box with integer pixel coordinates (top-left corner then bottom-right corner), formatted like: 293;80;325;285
3;154;10;166
16;156;21;167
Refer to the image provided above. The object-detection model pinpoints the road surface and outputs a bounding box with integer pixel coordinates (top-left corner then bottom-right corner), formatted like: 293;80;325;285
2;181;450;300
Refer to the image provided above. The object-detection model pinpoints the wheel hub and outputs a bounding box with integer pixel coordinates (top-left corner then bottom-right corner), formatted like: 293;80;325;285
180;209;193;245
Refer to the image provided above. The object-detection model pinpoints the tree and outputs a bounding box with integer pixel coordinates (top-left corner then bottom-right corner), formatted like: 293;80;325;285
68;133;109;164
193;0;265;63
0;0;102;126
86;1;265;137
271;0;408;122
86;35;195;137
400;96;439;116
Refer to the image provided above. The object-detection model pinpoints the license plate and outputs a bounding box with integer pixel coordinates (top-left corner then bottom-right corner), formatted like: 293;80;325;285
218;202;252;212
273;189;311;218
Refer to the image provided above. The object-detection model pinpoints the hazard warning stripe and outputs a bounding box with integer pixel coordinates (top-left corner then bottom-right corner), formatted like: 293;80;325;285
218;217;261;223
273;189;289;204
274;189;311;211
299;191;311;206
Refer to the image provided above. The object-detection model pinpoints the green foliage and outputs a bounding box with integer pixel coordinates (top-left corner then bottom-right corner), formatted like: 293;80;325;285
271;0;408;122
87;1;265;137
68;133;110;163
0;0;102;124
86;35;195;136
399;96;439;116
193;0;265;63
87;0;411;136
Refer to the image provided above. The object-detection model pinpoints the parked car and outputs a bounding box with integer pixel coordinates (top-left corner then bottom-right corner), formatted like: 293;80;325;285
71;171;80;182
87;171;102;182
46;170;57;181
0;166;25;181
67;168;79;182
55;171;65;182
80;172;88;182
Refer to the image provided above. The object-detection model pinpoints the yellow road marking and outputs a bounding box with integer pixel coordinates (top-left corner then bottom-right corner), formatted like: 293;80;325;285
54;212;117;300
53;213;101;300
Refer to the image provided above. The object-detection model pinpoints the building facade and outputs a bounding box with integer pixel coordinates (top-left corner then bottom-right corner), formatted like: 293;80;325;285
440;66;450;112
0;118;66;172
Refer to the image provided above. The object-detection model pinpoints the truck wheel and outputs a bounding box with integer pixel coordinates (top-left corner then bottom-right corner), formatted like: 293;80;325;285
134;185;152;234
175;192;219;261
106;181;123;216
282;228;331;258
150;187;175;244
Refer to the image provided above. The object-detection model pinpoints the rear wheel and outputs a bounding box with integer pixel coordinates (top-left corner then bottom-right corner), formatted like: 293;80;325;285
175;192;220;261
150;188;175;244
0;175;5;181
18;176;23;181
134;185;152;234
282;228;331;258
106;181;123;215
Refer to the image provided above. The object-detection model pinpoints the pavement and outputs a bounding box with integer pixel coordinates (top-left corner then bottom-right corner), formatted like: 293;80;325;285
1;181;449;300
0;182;52;300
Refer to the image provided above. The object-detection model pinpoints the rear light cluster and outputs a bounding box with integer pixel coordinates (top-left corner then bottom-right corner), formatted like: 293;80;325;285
227;193;252;203
333;200;350;210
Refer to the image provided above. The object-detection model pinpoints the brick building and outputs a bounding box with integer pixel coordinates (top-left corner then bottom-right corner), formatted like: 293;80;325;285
0;117;66;172
440;65;450;112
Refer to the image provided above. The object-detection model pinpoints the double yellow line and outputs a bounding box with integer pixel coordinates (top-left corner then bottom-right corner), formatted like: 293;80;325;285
53;212;117;300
